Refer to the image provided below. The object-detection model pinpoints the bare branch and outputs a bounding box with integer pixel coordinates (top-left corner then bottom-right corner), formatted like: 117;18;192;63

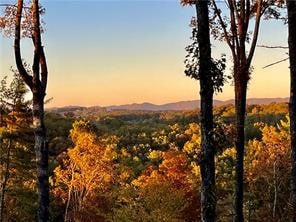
229;0;240;56
223;0;230;9
257;45;289;49
232;0;240;21
31;0;43;93
0;3;31;9
0;4;16;7
247;0;263;67
212;0;234;51
14;0;33;89
244;0;250;38
262;57;289;69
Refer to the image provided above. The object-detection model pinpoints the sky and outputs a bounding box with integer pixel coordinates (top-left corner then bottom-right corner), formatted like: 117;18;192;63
0;0;290;108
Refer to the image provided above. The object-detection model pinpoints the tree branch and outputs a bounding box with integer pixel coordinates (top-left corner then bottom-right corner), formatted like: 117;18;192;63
229;0;240;56
262;57;289;69
0;3;31;9
32;0;43;94
223;0;230;9
0;4;15;7
257;45;289;49
247;0;262;67
244;0;251;39
212;0;234;51
14;0;33;89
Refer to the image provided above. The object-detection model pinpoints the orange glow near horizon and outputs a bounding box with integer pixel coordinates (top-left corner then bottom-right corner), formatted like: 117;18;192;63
1;2;290;108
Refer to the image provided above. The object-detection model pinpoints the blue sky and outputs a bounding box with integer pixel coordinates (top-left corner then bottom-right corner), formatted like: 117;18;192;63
0;0;289;107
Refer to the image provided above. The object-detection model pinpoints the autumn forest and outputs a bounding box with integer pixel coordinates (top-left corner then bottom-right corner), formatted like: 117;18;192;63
1;0;296;222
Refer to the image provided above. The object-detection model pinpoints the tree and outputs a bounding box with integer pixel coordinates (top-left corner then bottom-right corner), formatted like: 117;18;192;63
287;0;296;220
13;0;49;221
120;150;198;222
181;1;227;220
181;0;228;220
53;120;115;221
211;1;284;220
0;77;11;222
0;71;35;222
182;1;216;220
246;120;290;220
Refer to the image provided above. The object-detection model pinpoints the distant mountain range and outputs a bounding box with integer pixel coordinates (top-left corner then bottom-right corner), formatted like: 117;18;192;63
47;97;289;113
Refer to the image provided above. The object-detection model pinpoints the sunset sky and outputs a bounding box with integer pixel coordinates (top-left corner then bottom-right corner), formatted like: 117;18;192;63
0;0;289;108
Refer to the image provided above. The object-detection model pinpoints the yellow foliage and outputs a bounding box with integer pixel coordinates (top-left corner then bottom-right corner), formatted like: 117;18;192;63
53;120;116;220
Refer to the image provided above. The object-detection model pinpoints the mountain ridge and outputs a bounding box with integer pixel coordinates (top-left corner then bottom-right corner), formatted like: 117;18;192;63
46;97;289;113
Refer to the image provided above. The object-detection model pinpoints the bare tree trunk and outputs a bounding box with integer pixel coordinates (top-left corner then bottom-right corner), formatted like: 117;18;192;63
288;1;296;221
234;69;248;222
33;95;49;222
195;1;216;221
211;1;263;221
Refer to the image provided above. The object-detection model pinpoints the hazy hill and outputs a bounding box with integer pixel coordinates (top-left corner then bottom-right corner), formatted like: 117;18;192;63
46;97;289;113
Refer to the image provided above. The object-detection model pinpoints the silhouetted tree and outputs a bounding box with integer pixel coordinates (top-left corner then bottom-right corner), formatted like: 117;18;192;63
182;0;226;220
211;1;284;220
287;0;296;221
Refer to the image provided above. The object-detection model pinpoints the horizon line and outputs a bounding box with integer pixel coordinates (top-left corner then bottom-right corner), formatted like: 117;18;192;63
45;96;289;109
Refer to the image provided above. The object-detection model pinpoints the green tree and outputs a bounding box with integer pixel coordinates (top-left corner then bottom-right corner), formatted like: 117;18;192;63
0;71;36;222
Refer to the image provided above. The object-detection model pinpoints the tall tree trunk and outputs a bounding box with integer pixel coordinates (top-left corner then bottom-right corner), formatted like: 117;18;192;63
288;0;296;221
33;93;49;222
195;1;216;221
211;1;263;220
234;68;248;222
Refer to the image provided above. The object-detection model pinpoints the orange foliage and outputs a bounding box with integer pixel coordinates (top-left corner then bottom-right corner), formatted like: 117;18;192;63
131;150;201;221
133;150;193;190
